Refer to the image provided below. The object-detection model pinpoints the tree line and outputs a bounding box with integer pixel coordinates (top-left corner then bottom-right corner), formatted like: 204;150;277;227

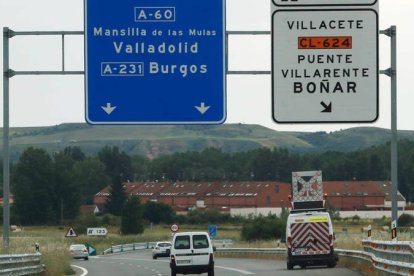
2;139;414;226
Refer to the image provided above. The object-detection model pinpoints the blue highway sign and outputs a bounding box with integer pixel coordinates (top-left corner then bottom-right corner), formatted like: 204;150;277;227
84;0;226;124
208;225;217;238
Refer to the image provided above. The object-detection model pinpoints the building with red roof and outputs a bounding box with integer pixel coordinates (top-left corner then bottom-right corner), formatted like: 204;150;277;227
93;180;406;215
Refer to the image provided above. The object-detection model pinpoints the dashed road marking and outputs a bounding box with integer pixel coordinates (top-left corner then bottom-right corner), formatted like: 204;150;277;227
216;265;255;275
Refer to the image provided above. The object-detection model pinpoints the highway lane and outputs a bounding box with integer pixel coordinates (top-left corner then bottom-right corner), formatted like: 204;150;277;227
71;250;361;276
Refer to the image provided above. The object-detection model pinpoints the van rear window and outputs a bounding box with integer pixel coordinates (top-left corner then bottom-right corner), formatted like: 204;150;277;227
193;235;209;249
174;235;190;250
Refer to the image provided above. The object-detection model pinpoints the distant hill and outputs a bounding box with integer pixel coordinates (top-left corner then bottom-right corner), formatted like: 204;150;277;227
1;123;414;160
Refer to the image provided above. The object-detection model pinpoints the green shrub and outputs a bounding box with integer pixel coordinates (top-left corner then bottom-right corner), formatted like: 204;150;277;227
121;195;144;235
241;215;286;241
398;214;414;227
101;214;121;226
72;213;101;235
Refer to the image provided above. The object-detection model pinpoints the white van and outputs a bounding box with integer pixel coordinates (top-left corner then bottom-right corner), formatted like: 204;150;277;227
286;210;338;270
170;232;215;276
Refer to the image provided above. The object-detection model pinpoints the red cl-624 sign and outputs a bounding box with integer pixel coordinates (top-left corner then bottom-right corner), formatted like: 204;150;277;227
298;36;352;49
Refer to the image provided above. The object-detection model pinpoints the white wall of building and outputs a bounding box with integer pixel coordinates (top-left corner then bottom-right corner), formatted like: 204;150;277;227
230;207;283;217
230;207;414;219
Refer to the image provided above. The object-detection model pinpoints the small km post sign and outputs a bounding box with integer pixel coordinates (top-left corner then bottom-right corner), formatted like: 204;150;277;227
87;227;108;236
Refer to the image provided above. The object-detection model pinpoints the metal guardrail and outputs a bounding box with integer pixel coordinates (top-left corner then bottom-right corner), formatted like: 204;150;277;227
212;239;234;247
0;253;45;275
363;239;414;263
103;242;157;255
103;240;234;254
215;247;286;254
362;239;414;275
336;248;371;261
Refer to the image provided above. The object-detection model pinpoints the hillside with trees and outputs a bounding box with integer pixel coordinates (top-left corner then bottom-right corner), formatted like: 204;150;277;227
2;123;414;160
4;139;414;226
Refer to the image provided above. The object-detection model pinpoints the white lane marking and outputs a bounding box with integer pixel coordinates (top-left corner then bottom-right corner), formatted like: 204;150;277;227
100;256;169;263
71;264;88;276
99;255;254;274
215;265;255;275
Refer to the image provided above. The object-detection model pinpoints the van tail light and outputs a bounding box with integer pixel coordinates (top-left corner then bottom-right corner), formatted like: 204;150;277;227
329;234;333;246
287;236;292;249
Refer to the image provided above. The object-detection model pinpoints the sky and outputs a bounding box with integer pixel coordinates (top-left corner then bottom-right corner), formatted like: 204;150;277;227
0;0;413;133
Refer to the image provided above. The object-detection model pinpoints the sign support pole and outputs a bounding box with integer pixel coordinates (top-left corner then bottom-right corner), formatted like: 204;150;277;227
2;28;83;251
380;26;398;228
2;27;11;252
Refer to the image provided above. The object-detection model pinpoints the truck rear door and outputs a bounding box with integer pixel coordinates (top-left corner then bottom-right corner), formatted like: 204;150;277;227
290;216;331;255
191;234;211;266
173;234;193;266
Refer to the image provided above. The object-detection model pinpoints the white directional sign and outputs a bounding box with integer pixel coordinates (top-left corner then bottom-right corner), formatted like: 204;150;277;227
271;3;379;123
273;0;377;6
87;227;108;236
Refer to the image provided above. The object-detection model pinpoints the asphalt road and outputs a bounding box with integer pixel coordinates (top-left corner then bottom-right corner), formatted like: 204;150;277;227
71;250;361;276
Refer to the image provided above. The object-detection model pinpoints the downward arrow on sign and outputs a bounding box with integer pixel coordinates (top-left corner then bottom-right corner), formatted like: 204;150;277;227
320;101;332;113
101;103;117;115
195;102;211;114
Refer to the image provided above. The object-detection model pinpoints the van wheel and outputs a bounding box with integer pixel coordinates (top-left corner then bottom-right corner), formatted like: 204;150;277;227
171;269;176;276
208;266;215;276
287;261;294;270
300;265;306;269
153;255;157;260
328;261;336;268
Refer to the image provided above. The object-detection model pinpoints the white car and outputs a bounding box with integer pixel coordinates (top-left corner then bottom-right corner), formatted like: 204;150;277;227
170;232;215;276
152;241;172;259
69;244;89;260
